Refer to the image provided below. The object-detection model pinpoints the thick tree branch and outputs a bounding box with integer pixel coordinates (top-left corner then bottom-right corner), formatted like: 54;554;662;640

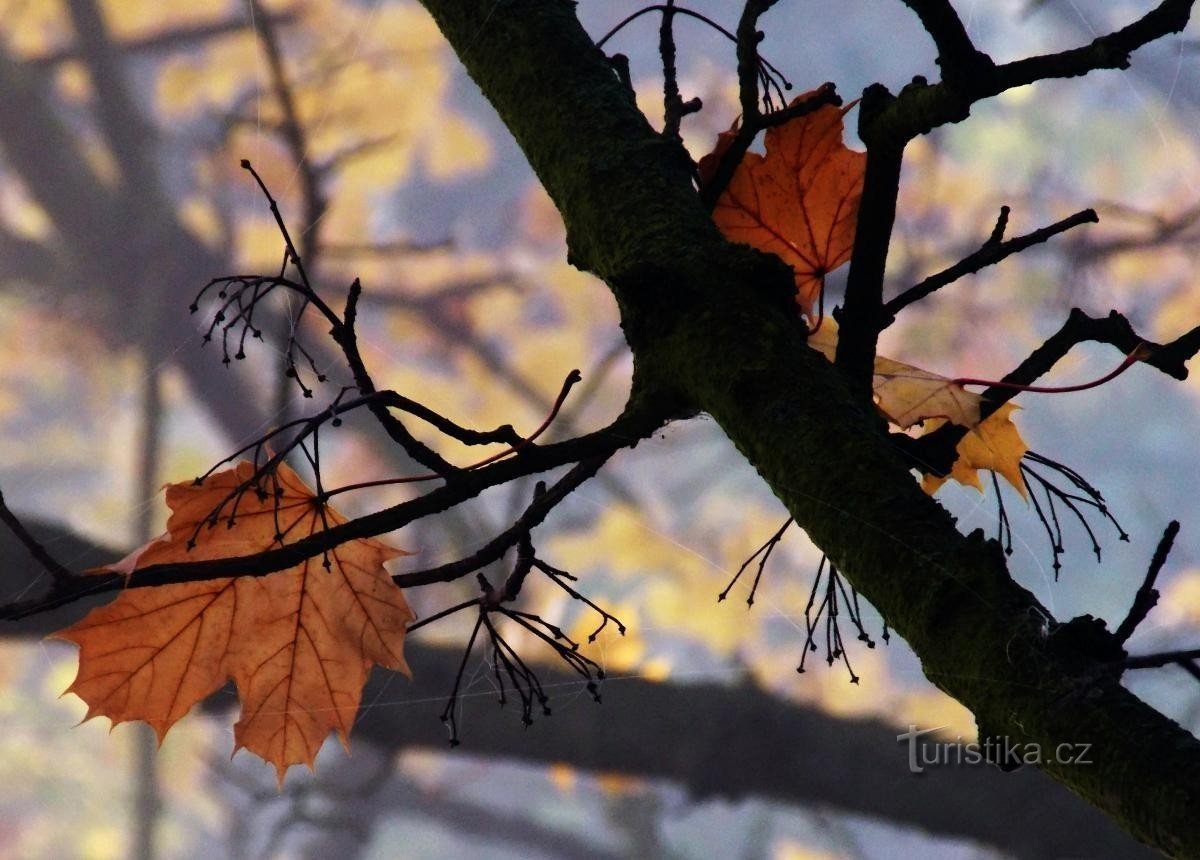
368;645;1154;860
416;2;1200;853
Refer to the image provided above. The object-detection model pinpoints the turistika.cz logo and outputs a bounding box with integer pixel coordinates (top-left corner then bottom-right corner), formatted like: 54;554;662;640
896;725;1093;774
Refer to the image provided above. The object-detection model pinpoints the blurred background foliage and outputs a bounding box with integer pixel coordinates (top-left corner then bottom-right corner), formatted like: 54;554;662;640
0;0;1197;857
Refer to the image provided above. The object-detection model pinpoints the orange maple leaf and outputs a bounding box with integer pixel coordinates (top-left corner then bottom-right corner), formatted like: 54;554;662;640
53;461;414;784
706;91;865;322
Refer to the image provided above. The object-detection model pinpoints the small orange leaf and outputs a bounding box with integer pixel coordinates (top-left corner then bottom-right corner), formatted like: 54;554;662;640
808;320;982;429
707;91;865;321
54;462;414;785
921;403;1029;497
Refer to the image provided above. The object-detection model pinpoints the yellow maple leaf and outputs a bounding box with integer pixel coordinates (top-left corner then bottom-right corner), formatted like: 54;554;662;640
53;461;414;784
808;319;982;428
921;403;1028;497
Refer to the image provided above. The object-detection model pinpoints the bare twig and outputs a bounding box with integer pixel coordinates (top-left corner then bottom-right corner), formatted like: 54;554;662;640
1115;521;1179;644
0;398;671;619
0;490;75;587
900;309;1200;475
873;0;1196;143
718;517;791;606
249;0;327;264
882;208;1098;325
1124;647;1200;670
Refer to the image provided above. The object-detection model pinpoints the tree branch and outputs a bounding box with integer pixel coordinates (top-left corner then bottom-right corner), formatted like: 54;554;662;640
836;85;904;394
882;207;1098;325
900;0;995;85
415;2;1200;852
1115;520;1179;644
871;0;1196;144
0;397;673;618
902;308;1200;474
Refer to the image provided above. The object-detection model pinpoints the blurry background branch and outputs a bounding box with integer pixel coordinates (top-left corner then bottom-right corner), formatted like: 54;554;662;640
0;515;1152;859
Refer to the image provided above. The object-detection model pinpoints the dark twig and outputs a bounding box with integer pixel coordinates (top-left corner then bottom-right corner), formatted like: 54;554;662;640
336;277;460;476
0;489;75;587
377;391;522;448
868;0;1196;144
882;208;1098;325
1123;648;1200;670
1116;521;1180;644
596;1;794;121
239;160;313;290
797;556;879;683
658;1;695;142
719;517;792;606
835;84;905;396
735;1;778;120
901;0;996;85
596;5;728;50
533;559;627;642
900;308;1200;476
0;399;670;619
1019;452;1128;579
392;456;609;589
991;470;1013;557
428;557;608;746
987;205;1011;244
250;0;325;265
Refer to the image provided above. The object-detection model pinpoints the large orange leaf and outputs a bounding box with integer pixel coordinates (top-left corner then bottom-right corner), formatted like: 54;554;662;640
707;92;865;321
54;461;414;784
808;320;982;429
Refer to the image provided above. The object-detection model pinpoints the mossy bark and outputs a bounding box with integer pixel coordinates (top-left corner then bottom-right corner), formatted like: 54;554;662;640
420;1;1200;854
